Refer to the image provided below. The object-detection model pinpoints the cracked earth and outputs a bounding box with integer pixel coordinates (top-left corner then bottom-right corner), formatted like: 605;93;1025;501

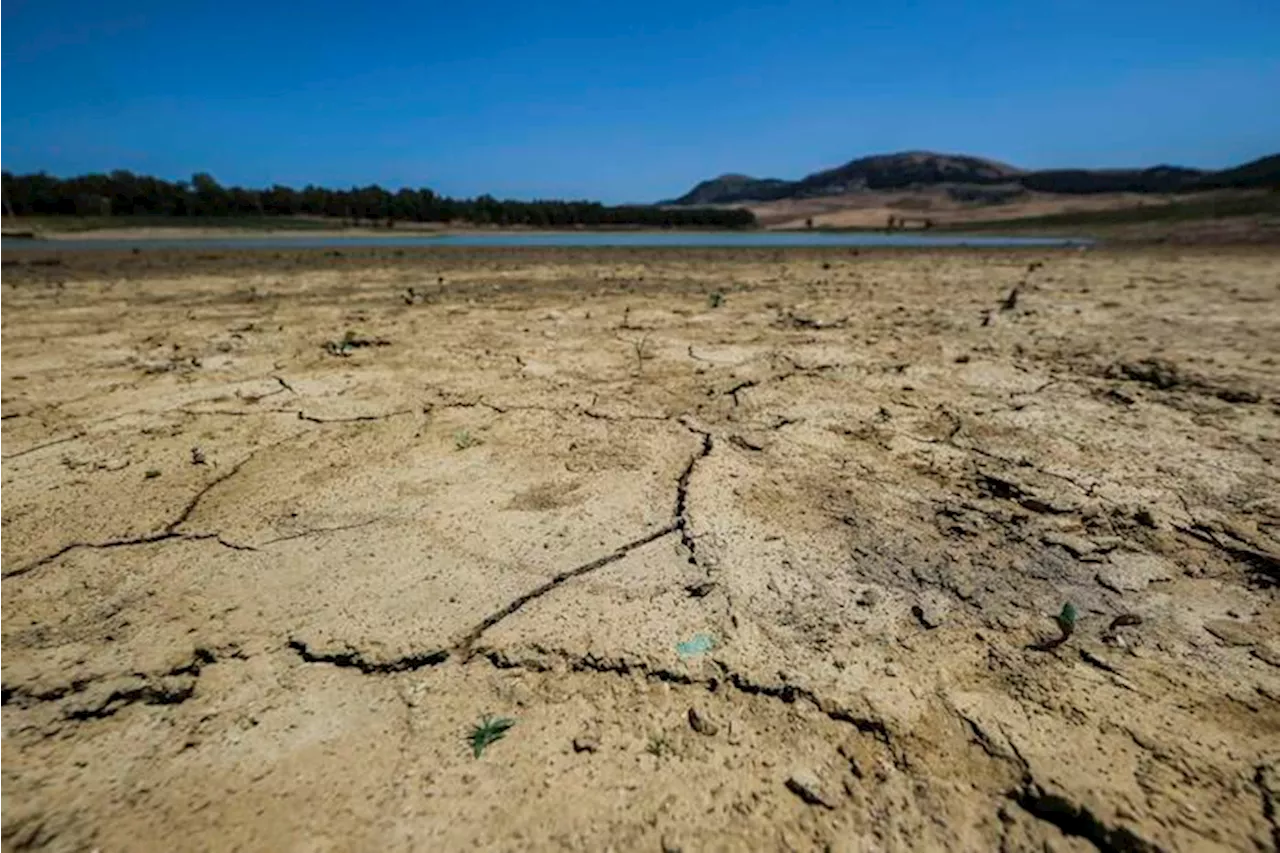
2;246;1278;852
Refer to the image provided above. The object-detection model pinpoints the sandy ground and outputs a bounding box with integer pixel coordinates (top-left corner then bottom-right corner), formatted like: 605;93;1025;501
2;246;1279;852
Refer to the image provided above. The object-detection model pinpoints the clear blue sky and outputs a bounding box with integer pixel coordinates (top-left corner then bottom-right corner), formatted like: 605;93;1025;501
3;0;1278;203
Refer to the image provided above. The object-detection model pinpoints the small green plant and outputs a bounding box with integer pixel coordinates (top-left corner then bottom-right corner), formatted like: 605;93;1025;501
707;291;725;309
453;429;482;450
645;733;672;758
1032;601;1078;651
323;329;390;357
467;715;515;758
632;336;653;374
1056;602;1078;637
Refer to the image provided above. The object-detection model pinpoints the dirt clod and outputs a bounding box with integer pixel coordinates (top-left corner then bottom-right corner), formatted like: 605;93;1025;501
687;707;719;737
785;770;838;809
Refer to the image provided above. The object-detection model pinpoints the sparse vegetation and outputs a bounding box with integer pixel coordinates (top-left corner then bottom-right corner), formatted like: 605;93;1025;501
632;336;654;374
453;429;482;451
1032;602;1078;651
707;291;725;309
645;734;673;758
467;715;515;758
323;330;390;357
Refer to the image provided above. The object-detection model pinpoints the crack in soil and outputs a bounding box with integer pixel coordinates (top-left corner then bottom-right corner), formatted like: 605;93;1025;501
725;379;759;406
675;426;713;569
286;639;450;674
258;519;383;546
1175;523;1280;585
1;431;85;460
454;523;679;657
295;408;419;424
1256;764;1279;852
3;437;296;580
3;646;237;720
1012;781;1163;853
475;645;896;748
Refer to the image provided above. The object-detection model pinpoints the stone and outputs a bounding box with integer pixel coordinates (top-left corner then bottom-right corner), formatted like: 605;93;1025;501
687;707;719;737
911;602;944;629
572;735;600;753
856;588;882;607
785;770;837;809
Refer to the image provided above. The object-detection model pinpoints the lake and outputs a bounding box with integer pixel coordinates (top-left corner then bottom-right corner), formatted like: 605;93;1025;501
3;231;1090;252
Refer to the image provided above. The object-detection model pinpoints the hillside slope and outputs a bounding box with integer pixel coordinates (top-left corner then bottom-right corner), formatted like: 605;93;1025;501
669;150;1279;205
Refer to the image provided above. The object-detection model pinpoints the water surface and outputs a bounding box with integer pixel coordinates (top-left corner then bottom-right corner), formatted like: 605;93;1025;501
3;231;1090;252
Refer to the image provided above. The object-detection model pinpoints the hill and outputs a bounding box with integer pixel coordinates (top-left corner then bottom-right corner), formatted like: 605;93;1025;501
667;174;793;206
668;150;1279;205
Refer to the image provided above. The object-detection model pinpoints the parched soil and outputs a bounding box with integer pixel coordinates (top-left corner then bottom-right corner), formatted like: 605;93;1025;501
2;246;1278;852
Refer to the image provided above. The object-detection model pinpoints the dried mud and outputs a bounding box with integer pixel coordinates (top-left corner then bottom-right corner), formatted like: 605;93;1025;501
2;246;1278;851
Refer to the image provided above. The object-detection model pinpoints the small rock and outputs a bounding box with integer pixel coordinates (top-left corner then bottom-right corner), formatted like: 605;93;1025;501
785;770;837;809
1134;506;1159;528
1095;553;1175;593
857;588;882;607
911;602;945;629
661;835;683;853
572;736;600;753
687;707;719;737
1106;387;1136;405
884;663;899;677
1042;531;1096;558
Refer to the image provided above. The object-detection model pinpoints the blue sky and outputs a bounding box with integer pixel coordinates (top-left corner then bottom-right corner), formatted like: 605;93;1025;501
3;0;1278;202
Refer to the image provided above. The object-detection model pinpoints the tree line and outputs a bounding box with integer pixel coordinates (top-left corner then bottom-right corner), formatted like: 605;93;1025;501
1;170;757;229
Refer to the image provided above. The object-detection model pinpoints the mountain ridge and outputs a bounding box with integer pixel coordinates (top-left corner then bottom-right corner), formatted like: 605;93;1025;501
666;150;1279;205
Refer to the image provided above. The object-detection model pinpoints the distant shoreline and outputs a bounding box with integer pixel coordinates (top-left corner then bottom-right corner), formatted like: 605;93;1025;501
3;223;764;242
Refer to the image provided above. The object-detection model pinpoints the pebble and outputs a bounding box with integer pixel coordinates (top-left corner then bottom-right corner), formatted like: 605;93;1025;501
785;769;837;809
911;603;943;629
857;588;882;607
687;707;719;737
572;735;600;753
911;591;948;629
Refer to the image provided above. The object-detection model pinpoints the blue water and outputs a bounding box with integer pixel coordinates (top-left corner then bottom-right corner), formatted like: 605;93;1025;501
3;231;1089;252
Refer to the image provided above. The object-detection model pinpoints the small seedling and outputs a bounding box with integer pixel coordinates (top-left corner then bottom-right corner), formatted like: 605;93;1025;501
467;715;515;758
1031;601;1078;651
1056;602;1078;638
323;329;390;357
707;291;725;309
453;429;482;450
645;734;672;758
632;336;653;374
